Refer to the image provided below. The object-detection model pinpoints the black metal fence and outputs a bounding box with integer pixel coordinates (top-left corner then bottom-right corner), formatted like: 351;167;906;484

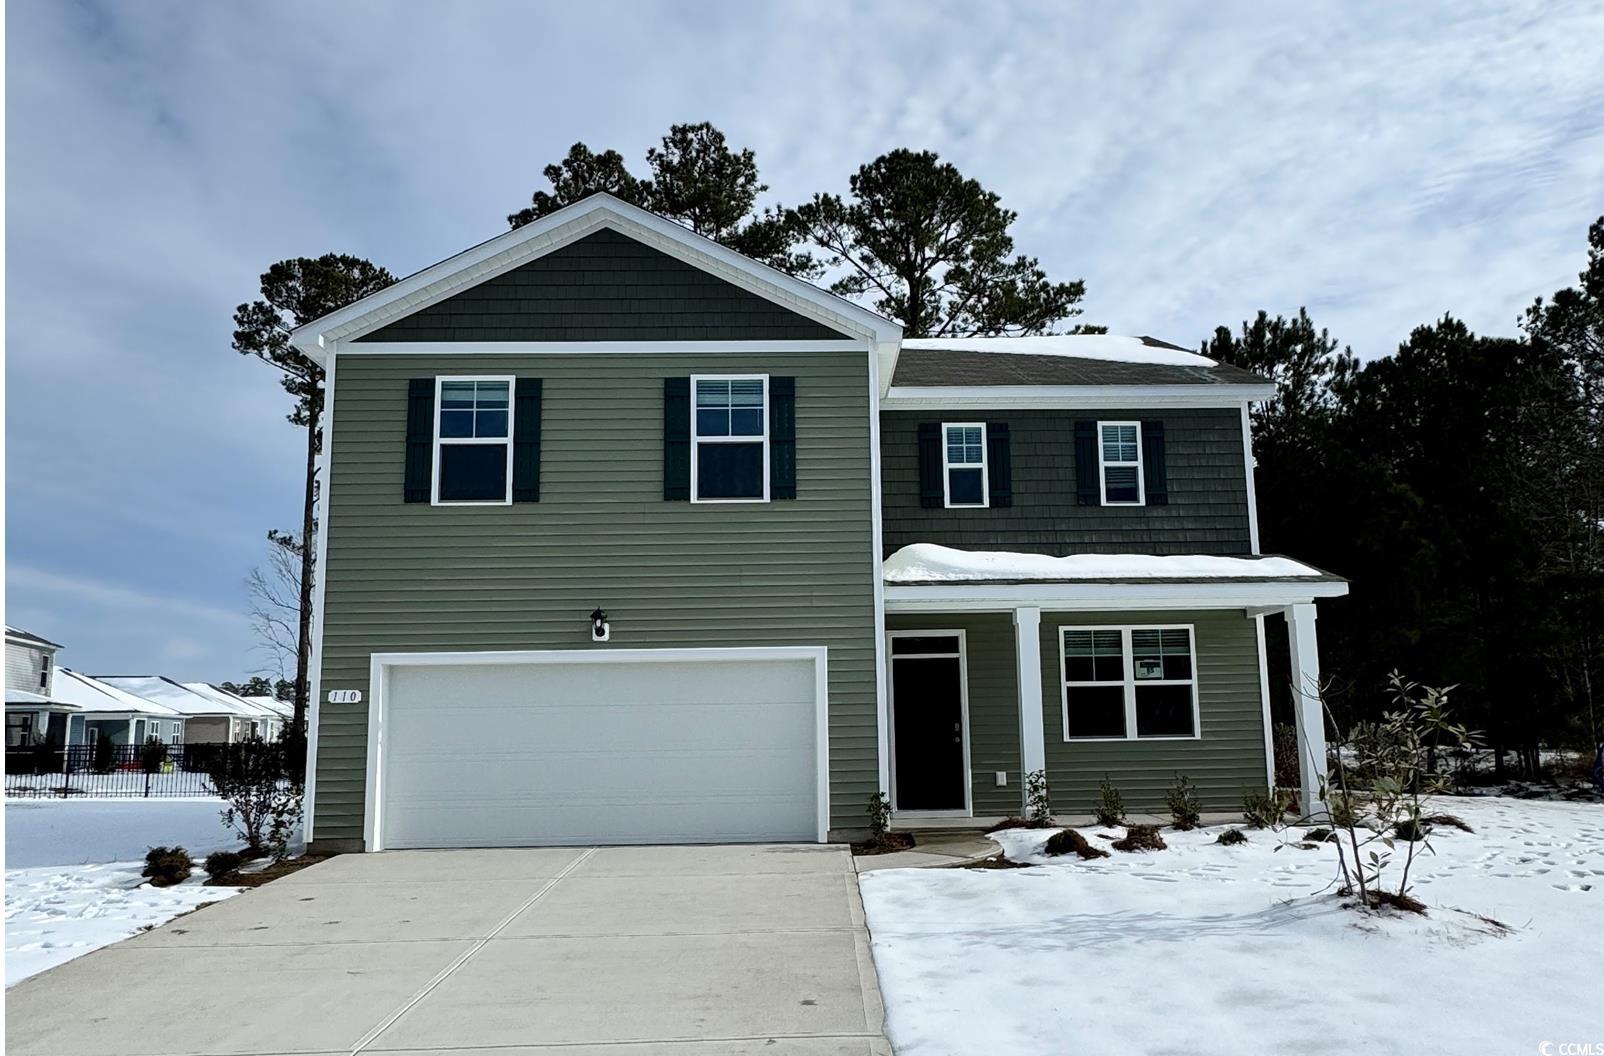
4;741;298;798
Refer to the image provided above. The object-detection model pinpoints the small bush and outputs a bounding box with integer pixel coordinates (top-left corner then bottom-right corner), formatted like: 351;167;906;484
1328;791;1360;829
1166;774;1201;830
1242;787;1288;829
207;737;304;860
1272;723;1300;791
1216;827;1248;846
1112;824;1167;852
1044;828;1110;860
1422;812;1474;833
91;737;116;774
1025;769;1053;826
140;737;168;775
1303;827;1337;843
865;791;892;849
142;846;193;887
1393;817;1427;841
1093;775;1125;827
203;850;244;880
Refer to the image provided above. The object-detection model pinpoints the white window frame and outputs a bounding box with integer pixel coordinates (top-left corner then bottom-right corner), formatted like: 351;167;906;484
1059;624;1200;742
941;422;989;509
431;375;515;507
1098;420;1145;507
690;373;770;504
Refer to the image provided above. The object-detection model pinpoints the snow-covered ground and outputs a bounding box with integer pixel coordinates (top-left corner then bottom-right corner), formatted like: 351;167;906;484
860;797;1603;1056
4;798;253;986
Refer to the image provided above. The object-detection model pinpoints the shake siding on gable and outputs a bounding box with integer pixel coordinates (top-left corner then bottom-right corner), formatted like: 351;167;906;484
880;407;1253;557
315;351;877;844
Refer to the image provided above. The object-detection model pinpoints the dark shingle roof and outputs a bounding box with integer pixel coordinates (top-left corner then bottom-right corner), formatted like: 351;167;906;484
891;336;1270;388
5;626;62;649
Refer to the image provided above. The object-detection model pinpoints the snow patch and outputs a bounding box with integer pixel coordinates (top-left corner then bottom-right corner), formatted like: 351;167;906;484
883;543;1328;583
901;335;1216;368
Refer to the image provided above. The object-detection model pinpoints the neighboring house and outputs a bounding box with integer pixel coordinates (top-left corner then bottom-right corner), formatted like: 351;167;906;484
92;676;261;743
5;627;63;745
49;669;186;746
181;683;286;741
288;193;1345;854
241;694;295;730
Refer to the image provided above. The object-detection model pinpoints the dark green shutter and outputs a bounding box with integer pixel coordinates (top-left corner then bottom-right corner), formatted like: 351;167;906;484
511;379;542;502
1141;419;1168;506
1074;420;1099;506
770;377;796;499
403;379;434;503
986;421;1012;508
663;377;691;500
917;423;943;508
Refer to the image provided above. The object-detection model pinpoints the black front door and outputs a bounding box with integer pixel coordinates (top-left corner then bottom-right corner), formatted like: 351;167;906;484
891;636;967;811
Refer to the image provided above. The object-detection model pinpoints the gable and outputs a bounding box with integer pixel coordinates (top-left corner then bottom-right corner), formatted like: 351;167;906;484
357;228;847;343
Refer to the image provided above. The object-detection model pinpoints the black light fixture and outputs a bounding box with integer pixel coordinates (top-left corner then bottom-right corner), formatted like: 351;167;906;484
590;607;610;643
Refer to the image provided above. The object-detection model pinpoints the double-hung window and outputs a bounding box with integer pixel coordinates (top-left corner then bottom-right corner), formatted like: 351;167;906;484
434;377;513;504
943;423;988;508
1099;421;1143;505
1061;625;1199;740
692;375;768;502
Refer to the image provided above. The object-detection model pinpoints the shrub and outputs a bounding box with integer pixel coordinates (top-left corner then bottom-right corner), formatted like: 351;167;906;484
1216;828;1248;846
865;791;892;849
206;738;303;860
1242;786;1288;829
1393;817;1427;841
140;737;168;775
1422;812;1474;833
142;846;193;887
91;737;116;774
1166;774;1201;830
1093;775;1125;827
1112;824;1167;852
203;850;244;880
1025;769;1053;826
1272;722;1300;792
1044;828;1109;860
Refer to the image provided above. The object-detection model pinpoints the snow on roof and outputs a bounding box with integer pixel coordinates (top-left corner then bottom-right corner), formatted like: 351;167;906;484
241;695;294;719
5;688;59;707
181;683;283;719
92;676;258;718
5;626;62;650
883;544;1333;584
899;335;1216;369
50;669;183;716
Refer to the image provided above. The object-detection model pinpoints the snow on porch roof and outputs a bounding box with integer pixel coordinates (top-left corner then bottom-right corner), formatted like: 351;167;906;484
899;334;1216;368
883;544;1342;585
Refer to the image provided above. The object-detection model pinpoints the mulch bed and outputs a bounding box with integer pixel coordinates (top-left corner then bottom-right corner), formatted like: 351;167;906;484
961;854;1033;870
851;832;918;856
205;854;333;888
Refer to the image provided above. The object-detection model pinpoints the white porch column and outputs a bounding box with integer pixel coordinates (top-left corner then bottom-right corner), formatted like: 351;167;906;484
1285;602;1328;818
1013;606;1047;802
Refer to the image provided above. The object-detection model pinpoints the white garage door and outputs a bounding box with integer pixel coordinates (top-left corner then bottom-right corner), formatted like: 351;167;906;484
374;651;823;849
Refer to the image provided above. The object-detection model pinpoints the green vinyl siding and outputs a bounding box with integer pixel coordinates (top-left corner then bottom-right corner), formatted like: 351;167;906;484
886;613;1021;817
1040;609;1267;814
315;350;876;843
881;407;1252;556
358;229;844;343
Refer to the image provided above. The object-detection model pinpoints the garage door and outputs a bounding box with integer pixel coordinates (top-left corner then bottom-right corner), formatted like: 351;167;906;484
373;651;824;849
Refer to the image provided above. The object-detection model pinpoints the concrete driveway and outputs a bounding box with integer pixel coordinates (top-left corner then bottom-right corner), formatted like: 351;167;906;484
5;844;891;1056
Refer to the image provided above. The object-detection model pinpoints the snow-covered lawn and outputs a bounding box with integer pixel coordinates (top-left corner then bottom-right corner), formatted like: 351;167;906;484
860;797;1603;1056
4;798;255;986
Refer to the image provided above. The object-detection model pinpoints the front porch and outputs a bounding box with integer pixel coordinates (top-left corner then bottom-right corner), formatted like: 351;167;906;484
880;547;1348;825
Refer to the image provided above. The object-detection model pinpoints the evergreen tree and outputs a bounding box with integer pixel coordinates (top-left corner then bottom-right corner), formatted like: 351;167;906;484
786;149;1090;337
233;256;396;735
506;143;647;227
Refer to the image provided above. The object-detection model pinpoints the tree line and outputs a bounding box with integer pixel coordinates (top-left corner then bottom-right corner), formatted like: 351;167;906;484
232;122;1601;771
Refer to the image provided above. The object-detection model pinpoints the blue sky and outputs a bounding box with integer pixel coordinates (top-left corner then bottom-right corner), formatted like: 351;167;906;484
6;0;1603;680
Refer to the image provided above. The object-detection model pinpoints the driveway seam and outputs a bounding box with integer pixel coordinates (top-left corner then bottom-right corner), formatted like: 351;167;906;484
346;847;597;1055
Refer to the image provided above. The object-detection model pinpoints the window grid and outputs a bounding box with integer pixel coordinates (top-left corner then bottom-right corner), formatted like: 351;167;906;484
1060;625;1200;742
690;374;769;503
1098;421;1144;506
941;422;989;508
432;375;515;506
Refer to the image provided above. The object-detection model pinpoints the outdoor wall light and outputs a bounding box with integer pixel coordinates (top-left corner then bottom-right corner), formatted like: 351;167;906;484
590;607;610;643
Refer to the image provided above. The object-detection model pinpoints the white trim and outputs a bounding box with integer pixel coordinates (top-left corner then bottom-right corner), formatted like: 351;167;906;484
1012;605;1046;809
1254;613;1275;789
1241;402;1262;554
882;384;1276;410
430;375;515;506
1097;420;1145;507
689;374;770;504
940;422;989;509
868;352;890;799
1058;624;1201;742
886;630;972;816
1285;603;1328;816
288;195;901;364
303;344;337;841
886;579;1349;612
343;340;865;356
362;646;831;851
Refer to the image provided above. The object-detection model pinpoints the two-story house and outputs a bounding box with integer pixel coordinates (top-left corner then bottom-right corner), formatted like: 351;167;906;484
6;626;64;746
290;194;1344;853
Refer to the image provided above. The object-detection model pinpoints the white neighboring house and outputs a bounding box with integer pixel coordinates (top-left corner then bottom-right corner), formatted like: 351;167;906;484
5;626;64;746
50;669;187;746
181;684;286;741
241;694;295;730
92;676;263;744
